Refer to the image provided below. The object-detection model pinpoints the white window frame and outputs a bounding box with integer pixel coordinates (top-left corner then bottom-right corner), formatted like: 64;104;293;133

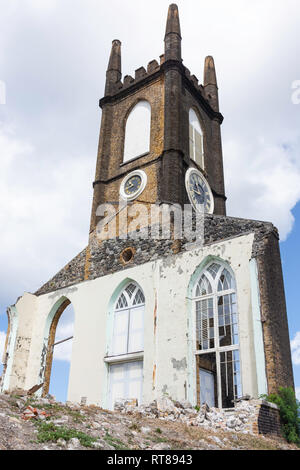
105;282;145;409
189;108;204;169
123;101;151;163
193;262;242;408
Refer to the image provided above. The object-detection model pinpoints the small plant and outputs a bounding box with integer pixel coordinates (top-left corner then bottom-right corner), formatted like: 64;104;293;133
104;431;128;450
129;422;140;431
155;427;162;434
262;387;300;445
35;421;96;448
194;405;200;412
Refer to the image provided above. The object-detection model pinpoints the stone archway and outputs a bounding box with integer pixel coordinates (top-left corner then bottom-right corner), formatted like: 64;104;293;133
42;298;71;397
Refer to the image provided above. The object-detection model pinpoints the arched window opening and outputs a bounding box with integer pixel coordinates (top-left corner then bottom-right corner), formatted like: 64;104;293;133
43;300;74;402
193;262;242;409
123;101;151;163
107;282;145;410
189;108;204;169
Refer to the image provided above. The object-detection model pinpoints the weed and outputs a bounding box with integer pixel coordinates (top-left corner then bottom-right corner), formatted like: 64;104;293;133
34;421;96;448
104;431;128;450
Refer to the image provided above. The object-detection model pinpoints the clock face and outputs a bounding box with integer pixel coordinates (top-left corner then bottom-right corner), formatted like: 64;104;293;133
185;168;214;214
120;170;147;201
124;175;142;196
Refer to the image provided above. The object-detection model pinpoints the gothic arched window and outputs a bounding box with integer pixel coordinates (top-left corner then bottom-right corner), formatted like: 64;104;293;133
193;262;242;408
123;101;151;163
189;108;204;169
107;282;145;410
112;282;145;355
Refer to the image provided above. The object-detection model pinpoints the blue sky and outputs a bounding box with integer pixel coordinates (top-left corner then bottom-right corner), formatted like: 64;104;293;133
0;0;299;402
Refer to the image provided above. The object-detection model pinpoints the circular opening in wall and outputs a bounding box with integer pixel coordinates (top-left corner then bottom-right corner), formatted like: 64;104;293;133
120;247;135;264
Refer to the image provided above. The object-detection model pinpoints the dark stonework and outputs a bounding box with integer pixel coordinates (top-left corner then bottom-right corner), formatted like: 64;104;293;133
35;213;275;296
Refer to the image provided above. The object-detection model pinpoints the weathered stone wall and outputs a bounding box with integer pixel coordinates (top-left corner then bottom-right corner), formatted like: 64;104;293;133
256;235;294;392
35;214;275;296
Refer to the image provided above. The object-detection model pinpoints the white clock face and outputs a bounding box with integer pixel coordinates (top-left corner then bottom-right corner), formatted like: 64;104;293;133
120;170;147;201
185;168;214;214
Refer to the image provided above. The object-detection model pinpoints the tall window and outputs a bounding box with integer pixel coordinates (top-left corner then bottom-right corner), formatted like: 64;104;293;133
189;108;204;168
123;101;151;163
193;262;242;408
107;282;145;409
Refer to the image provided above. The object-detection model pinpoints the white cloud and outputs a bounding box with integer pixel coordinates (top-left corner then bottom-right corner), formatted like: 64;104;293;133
225;138;300;240
295;387;300;402
291;332;300;366
0;331;6;362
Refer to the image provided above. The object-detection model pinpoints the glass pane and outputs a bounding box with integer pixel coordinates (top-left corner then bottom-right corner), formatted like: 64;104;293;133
207;263;221;279
196;274;212;297
218;268;234;292
114;310;128;334
133;289;145;306
218;294;239;347
128;306;144;353
220;350;242;408
196;299;214;350
112;334;127;356
116;293;128;309
125;283;136;298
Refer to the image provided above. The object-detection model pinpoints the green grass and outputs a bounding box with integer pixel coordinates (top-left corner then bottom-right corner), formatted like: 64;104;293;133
34;421;96;448
104;431;128;450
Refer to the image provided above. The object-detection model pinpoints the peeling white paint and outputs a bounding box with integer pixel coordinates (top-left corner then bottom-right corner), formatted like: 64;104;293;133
2;232;265;407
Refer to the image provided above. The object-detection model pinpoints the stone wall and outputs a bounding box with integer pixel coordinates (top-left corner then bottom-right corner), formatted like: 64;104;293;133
115;397;281;437
35;213;275;295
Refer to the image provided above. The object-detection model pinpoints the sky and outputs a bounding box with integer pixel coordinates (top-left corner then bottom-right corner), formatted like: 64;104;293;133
0;0;299;402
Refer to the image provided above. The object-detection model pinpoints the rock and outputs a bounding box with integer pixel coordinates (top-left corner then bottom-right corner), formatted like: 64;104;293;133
152;443;171;450
51;418;68;425
141;426;151;434
67;437;81;450
211;436;223;446
92;441;104;449
57;438;67;448
157;397;175;413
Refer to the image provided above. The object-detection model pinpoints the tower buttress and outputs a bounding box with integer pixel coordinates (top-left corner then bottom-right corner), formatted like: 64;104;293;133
204;56;219;112
164;4;182;62
105;39;122;96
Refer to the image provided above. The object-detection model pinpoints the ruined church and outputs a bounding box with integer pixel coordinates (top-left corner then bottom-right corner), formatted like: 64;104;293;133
1;4;294;410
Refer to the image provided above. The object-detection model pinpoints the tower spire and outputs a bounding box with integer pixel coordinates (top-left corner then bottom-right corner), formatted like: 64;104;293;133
204;56;219;112
164;4;182;62
105;39;122;95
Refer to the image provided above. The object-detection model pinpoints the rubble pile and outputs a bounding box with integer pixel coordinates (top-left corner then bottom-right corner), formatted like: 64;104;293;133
114;397;260;434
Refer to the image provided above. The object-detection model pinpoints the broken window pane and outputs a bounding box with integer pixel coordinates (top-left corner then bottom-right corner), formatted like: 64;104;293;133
217;268;234;292
218;294;239;347
220;350;242;408
195;274;212;297
196;298;214;350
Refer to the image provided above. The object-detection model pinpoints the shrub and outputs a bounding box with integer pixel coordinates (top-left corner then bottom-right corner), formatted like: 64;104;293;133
263;387;300;444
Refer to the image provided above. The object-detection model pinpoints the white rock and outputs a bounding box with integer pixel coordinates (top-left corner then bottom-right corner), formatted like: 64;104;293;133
141;426;151;434
68;437;81;449
57;438;67;448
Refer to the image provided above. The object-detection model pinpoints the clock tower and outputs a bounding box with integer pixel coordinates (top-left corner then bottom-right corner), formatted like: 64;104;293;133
89;3;226;235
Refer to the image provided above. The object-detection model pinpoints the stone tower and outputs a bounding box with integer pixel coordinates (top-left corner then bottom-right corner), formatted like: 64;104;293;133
1;5;294;411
